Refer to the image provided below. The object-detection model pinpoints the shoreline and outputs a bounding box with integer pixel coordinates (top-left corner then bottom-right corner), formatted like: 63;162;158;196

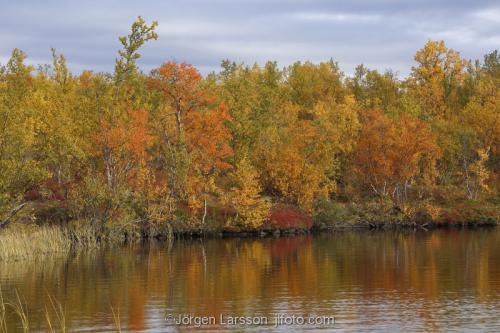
78;218;500;242
0;221;500;262
166;221;499;239
1;206;499;261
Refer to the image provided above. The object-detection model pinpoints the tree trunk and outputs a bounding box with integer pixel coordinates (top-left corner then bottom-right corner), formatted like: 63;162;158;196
202;197;207;225
103;147;114;189
0;203;27;229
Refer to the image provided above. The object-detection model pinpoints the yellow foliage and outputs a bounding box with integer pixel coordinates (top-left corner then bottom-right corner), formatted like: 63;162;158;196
257;97;359;210
230;158;271;228
468;149;491;198
409;40;469;118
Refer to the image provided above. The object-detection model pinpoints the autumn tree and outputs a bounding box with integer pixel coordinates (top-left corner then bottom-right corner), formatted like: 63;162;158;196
483;50;500;87
115;16;158;85
352;109;440;205
460;76;499;198
184;102;233;223
0;49;48;225
2;27;500;232
148;62;206;219
408;40;469;119
150;62;206;135
227;157;271;228
96;17;158;191
149;61;233;224
256;97;359;211
212;61;284;162
348;65;402;114
286;60;345;109
94;109;151;189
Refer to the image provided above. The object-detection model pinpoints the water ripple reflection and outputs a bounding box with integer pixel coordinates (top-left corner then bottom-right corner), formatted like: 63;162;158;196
1;229;500;332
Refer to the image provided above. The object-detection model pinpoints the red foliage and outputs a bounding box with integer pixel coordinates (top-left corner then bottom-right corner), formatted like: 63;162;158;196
440;210;461;225
264;205;313;230
23;178;68;202
24;187;42;201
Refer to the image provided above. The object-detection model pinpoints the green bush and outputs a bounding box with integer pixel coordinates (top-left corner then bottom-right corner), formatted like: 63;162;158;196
313;199;360;227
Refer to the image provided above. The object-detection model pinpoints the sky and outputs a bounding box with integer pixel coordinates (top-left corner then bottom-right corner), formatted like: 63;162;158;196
1;0;499;78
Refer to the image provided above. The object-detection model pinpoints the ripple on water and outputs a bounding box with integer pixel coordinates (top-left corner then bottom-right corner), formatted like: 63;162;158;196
1;229;500;332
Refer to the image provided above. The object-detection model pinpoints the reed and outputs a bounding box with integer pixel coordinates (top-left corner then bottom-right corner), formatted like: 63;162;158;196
45;294;66;333
45;307;53;333
66;221;100;249
110;305;122;333
0;225;71;261
0;285;7;333
7;291;29;333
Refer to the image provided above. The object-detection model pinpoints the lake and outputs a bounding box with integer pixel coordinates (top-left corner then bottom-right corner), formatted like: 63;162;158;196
2;228;500;332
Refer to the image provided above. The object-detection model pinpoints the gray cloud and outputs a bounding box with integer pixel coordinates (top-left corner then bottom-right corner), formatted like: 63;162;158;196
0;0;498;77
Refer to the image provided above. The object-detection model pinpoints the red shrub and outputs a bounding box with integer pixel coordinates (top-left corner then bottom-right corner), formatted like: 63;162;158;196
440;210;461;225
24;186;42;201
265;205;313;230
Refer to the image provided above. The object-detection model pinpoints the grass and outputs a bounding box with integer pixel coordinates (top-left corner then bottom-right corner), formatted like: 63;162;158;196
0;287;126;332
0;225;71;261
110;305;122;333
8;291;29;333
0;286;7;333
45;294;66;333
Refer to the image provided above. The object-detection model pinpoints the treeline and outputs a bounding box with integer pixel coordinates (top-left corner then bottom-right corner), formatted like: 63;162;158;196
0;17;499;234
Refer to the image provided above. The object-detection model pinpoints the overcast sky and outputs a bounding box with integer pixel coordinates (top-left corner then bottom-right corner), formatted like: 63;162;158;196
1;0;499;77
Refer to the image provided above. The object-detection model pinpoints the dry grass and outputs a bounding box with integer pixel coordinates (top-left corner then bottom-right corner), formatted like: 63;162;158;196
8;291;29;332
110;305;122;333
0;225;72;261
0;287;71;333
45;293;66;333
0;285;7;333
0;286;128;332
66;220;100;249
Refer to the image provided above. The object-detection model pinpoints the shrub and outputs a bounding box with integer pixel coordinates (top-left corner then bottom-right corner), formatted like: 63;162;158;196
313;199;360;227
411;201;441;224
264;205;312;230
438;201;500;225
356;199;406;225
34;202;70;225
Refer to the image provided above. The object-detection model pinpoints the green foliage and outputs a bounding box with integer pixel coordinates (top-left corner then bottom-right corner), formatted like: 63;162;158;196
115;16;158;83
313;199;360;227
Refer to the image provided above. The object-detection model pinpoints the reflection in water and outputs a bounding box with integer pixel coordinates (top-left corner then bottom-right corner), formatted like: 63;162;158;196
2;229;500;332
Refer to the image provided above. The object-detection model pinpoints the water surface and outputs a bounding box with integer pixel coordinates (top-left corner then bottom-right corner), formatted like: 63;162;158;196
2;228;500;332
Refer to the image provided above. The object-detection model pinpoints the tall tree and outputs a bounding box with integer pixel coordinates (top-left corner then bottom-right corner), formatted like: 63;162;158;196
408;40;469;119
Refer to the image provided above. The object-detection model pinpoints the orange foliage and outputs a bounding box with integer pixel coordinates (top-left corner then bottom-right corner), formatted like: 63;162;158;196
185;102;233;174
149;61;215;135
95;108;152;188
353;109;440;203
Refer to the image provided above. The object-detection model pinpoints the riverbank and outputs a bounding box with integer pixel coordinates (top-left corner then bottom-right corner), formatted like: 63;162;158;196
1;199;499;261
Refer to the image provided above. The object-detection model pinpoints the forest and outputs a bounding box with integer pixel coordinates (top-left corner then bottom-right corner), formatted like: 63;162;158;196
0;17;499;244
